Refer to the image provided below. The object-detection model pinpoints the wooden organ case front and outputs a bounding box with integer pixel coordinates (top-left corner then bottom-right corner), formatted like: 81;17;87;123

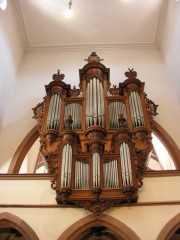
33;52;158;215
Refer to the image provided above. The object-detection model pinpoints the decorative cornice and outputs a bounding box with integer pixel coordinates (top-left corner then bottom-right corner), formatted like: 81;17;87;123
0;174;54;180
144;170;180;177
24;43;158;53
154;0;168;48
12;0;30;51
12;0;168;53
0;200;180;208
0;171;179;180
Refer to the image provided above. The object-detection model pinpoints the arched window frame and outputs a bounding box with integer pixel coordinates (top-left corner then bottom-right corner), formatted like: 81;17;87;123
8;120;180;174
0;212;40;240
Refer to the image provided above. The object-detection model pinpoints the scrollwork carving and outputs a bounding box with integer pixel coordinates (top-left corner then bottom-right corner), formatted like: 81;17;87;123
76;200;112;215
32;100;45;131
144;93;158;120
132;127;153;187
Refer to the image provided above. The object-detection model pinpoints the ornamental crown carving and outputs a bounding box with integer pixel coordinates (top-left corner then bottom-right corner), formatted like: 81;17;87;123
85;52;104;63
125;68;137;79
52;70;65;81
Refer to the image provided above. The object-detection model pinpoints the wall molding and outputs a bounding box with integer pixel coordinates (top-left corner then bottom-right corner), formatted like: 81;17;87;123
0;201;180;208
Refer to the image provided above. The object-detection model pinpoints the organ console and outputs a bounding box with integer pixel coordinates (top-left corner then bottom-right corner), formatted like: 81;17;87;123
33;52;158;214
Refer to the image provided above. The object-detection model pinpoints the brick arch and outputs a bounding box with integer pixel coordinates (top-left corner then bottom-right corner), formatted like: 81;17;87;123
0;212;40;240
156;213;180;240
57;213;141;240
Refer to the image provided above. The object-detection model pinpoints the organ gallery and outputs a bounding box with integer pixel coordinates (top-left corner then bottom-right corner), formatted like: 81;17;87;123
33;52;158;215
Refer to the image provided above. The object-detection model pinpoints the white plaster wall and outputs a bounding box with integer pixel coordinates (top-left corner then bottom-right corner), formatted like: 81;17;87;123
0;180;56;204
0;204;179;240
139;176;180;202
160;0;180;103
0;177;180;240
0;47;180;173
0;1;24;172
109;205;180;240
0;176;180;205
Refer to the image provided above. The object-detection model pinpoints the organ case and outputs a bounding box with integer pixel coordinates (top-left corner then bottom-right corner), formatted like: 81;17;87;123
33;52;158;214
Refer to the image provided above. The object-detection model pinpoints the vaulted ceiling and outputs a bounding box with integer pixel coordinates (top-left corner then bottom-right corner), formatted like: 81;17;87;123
13;0;166;51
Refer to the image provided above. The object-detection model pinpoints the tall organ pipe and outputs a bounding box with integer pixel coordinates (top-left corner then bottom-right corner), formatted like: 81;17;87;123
120;143;133;187
128;91;145;127
93;152;101;188
61;144;72;188
103;160;119;189
75;161;89;189
86;78;105;127
46;93;61;131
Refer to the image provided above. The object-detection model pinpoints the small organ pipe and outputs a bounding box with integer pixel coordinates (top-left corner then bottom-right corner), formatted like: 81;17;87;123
108;101;127;128
64;103;82;129
86;84;90;127
129;92;137;127
61;144;72;188
120;144;126;186
93;152;101;188
123;142;130;185
136;91;145;126
75;160;90;189
61;145;65;187
97;79;101;125
120;142;133;187
89;79;93;126
93;77;97;125
103;160;119;189
115;160;119;188
126;143;133;185
46;94;61;131
100;82;105;127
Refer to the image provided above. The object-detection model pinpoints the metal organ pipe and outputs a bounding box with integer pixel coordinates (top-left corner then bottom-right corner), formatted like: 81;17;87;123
46;93;61;130
75;161;89;189
93;152;100;188
86;78;105;127
64;103;82;129
108;101;127;128
129;91;145;127
61;144;72;188
103;160;119;189
120;143;133;187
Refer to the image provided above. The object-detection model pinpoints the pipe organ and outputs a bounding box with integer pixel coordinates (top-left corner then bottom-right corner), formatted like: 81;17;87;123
33;52;158;215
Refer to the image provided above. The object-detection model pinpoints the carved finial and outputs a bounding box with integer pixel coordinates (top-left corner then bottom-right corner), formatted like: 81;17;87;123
85;52;104;63
70;86;81;97
52;70;65;81
66;115;73;130
109;85;120;96
125;68;137;79
118;114;126;128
